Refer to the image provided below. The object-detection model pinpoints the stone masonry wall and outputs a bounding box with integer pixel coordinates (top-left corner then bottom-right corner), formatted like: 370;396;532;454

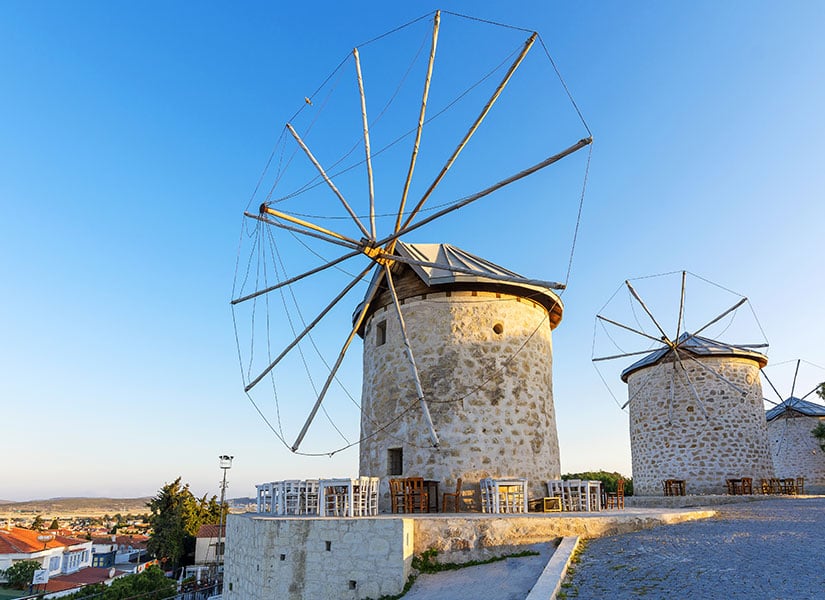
768;414;825;491
222;514;414;600
628;356;774;495
360;290;561;510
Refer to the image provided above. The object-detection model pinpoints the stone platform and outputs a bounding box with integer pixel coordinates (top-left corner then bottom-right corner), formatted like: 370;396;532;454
626;493;822;508
223;507;715;600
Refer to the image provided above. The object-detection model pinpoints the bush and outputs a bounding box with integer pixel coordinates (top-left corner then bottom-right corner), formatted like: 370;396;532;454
562;471;633;495
1;559;41;589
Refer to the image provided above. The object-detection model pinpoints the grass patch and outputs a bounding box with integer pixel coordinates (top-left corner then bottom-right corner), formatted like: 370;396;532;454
364;573;417;600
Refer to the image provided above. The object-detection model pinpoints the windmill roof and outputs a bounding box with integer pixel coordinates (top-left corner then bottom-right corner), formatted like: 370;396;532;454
766;396;825;421
355;241;563;328
620;332;768;382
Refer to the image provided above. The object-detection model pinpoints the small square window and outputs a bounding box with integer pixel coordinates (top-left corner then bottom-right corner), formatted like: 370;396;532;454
388;447;403;476
376;320;387;346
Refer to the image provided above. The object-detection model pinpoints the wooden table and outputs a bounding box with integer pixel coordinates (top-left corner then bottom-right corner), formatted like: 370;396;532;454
529;496;563;512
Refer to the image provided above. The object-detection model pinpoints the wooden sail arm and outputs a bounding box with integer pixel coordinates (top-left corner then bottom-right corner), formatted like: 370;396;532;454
675;270;686;341
596;314;668;347
399;32;538;232
593;348;668;363
254;208;362;248
292;272;384;452
391;9;440;249
685;355;748;396
384;264;439;447
243;263;375;392
685;297;748;341
625;279;672;346
353;47;376;239
286;123;372;240
674;352;709;419
379;136;592;248
231;247;362;305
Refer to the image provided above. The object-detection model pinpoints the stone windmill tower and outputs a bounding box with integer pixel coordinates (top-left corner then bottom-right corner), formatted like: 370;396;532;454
764;361;825;492
357;241;563;509
594;272;774;496
622;334;772;495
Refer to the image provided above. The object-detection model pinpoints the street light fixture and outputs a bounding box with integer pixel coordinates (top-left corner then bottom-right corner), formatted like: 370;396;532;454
216;455;233;588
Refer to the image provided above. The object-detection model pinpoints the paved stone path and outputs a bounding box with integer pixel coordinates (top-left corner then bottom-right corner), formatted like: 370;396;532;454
402;542;554;600
561;498;825;599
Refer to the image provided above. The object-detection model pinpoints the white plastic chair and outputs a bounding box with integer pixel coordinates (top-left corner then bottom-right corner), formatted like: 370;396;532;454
480;478;494;513
283;480;302;515
255;482;274;514
368;477;380;516
302;480;319;515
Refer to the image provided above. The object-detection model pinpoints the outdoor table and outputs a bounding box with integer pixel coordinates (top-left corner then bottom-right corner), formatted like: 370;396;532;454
491;478;529;513
529;496;562;512
318;478;358;516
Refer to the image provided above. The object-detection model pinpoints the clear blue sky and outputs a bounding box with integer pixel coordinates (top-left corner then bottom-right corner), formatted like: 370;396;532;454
2;1;823;502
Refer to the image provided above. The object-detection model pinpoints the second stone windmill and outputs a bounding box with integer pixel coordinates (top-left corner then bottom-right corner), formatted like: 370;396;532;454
593;271;775;496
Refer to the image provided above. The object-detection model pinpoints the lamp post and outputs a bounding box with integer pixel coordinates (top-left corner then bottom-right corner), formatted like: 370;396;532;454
216;455;233;588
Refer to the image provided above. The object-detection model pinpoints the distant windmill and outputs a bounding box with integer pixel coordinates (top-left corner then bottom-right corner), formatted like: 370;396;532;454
763;359;825;492
593;271;774;495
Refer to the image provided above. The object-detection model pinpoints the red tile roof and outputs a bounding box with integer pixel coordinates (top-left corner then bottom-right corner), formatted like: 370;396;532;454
0;527;79;554
43;567;128;593
196;524;225;538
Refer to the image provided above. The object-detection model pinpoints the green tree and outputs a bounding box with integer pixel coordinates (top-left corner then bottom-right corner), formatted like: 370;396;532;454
817;382;825;400
1;559;41;589
61;565;176;599
48;518;60;530
146;477;226;570
562;470;633;495
812;422;825;452
31;514;45;531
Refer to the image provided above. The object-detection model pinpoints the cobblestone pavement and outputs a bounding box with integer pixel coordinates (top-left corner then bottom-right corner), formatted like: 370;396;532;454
561;498;825;599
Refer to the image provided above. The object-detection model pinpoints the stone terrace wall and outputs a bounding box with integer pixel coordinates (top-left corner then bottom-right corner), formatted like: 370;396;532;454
768;414;825;492
628;356;774;495
223;514;414;600
359;290;561;510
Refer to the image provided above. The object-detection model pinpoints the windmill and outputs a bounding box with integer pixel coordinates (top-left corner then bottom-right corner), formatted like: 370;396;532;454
592;271;774;495
230;10;592;499
763;360;825;492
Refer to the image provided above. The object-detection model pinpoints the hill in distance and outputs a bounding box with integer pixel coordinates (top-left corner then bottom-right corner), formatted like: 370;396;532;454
0;497;152;517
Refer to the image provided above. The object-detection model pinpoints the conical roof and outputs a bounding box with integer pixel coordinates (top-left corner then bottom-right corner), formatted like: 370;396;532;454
354;241;563;330
766;396;825;422
620;332;768;382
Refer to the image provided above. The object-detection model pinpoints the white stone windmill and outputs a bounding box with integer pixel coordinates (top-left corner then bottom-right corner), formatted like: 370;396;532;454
593;271;774;496
763;360;825;492
230;10;592;503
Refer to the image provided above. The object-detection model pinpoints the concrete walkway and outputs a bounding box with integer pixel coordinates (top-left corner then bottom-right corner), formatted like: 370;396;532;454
561;497;825;598
402;541;555;600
